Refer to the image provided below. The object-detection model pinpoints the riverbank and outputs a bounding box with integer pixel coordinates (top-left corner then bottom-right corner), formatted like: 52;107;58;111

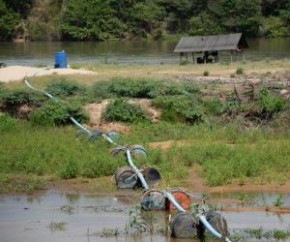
0;66;97;83
1;60;290;196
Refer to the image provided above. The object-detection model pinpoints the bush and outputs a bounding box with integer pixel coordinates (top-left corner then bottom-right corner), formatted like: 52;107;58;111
45;80;86;97
258;86;285;115
91;78;201;101
203;70;209;76
29;100;87;126
0;89;44;116
236;67;244;75
102;99;149;123
152;95;204;124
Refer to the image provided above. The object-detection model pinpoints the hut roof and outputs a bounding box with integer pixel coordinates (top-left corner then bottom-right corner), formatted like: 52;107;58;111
174;33;247;53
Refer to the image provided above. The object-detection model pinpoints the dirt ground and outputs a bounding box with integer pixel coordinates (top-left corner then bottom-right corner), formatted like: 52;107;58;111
0;65;97;82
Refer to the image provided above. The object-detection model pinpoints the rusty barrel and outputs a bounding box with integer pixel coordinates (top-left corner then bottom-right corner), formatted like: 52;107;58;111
170;212;199;238
114;166;138;189
165;189;191;211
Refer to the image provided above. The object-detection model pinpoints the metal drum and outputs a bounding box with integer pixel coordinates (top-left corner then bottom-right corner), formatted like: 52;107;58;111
205;211;229;239
140;189;166;210
170;212;199;238
114;166;138;189
141;167;161;186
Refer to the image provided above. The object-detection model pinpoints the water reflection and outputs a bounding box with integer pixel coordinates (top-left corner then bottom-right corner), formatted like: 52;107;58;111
1;38;289;66
0;191;290;242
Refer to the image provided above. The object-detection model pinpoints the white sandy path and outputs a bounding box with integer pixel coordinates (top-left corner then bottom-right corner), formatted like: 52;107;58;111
0;66;97;83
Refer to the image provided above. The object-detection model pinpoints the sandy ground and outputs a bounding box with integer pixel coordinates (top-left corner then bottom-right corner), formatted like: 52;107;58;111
0;66;97;82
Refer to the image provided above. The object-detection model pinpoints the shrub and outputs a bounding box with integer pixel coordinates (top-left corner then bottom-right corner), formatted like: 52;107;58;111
152;95;204;124
45;80;86;97
102;99;149;123
91;78;201;101
203;70;209;76
258;86;285;115
236;67;244;75
29;100;87;126
0;89;44;116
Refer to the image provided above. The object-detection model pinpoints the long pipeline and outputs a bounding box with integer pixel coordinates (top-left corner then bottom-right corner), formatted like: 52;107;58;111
24;68;232;242
23;71;116;145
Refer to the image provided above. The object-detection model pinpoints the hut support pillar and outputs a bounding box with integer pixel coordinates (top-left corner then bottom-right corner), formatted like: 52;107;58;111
192;52;195;64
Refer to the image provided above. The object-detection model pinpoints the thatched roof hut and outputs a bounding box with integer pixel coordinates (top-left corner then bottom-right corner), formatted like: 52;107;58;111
174;33;248;63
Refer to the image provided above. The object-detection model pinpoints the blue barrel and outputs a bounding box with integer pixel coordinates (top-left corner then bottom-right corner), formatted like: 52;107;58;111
54;50;67;68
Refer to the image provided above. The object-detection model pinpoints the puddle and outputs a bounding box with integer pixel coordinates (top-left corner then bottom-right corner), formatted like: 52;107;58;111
205;192;290;208
0;191;290;242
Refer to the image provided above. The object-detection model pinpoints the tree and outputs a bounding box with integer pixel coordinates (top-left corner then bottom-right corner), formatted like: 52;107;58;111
60;0;124;40
129;0;165;38
0;0;20;40
27;0;63;40
209;0;262;36
3;0;33;18
189;12;224;35
162;0;193;33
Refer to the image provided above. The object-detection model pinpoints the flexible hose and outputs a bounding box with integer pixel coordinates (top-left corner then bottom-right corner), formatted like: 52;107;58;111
24;67;232;242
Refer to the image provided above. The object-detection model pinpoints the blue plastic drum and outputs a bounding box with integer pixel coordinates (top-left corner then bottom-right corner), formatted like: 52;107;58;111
54;50;67;68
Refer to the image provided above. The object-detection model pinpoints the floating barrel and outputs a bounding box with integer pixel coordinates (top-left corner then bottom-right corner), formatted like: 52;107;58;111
141;167;161;186
205;211;229;238
170;212;199;238
140;189;166;210
54;50;67;68
165;189;191;211
114;166;138;189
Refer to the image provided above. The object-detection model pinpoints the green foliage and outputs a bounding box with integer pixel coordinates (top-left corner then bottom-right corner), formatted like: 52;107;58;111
203;98;223;115
2;0;290;40
236;67;244;75
45;80;85;97
102;99;149;123
273;194;284;207
261;16;289;38
152;95;204;124
0;0;20;40
0;89;44;117
57;160;78;179
257;86;285;115
91;78;199;101
0;114;17;131
189;12;223;35
273;229;290;240
60;0;124;40
29;100;87;126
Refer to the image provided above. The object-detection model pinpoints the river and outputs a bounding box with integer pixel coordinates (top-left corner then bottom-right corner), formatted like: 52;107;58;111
0;38;290;67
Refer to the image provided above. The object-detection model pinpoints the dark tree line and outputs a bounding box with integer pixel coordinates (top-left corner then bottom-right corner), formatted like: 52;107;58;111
1;0;289;41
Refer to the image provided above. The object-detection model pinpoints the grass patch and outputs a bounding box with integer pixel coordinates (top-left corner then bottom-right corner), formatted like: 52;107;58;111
49;221;67;232
1;67;290;191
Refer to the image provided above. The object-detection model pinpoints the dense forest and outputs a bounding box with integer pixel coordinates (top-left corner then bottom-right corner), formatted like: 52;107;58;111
1;0;290;41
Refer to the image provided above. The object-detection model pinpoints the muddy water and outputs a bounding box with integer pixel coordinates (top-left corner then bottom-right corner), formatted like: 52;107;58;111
0;190;290;242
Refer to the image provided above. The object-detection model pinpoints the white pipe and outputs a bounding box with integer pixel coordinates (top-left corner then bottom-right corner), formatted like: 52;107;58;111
198;215;232;242
102;133;117;146
126;149;149;190
163;191;186;212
